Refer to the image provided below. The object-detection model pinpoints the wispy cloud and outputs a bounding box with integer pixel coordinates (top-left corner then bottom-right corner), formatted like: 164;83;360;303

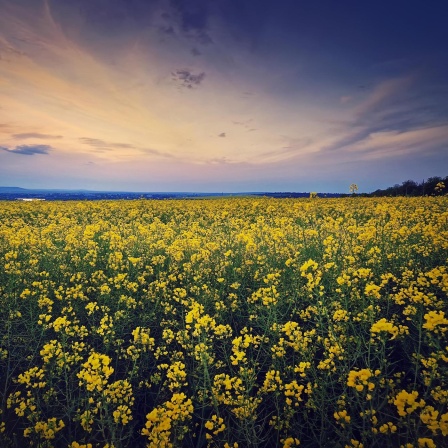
313;74;448;163
13;132;63;139
259;137;313;161
141;147;174;158
79;137;174;159
341;125;448;160
1;144;52;155
354;76;415;122
232;119;254;130
79;138;135;150
218;132;226;137
205;156;244;165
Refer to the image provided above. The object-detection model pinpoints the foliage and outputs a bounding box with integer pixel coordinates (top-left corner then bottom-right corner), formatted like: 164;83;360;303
370;176;448;197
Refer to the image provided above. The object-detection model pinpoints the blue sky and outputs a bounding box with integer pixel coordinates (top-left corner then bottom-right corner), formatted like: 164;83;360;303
1;0;447;192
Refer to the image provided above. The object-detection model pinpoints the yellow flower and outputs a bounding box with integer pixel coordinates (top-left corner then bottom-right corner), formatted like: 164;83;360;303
347;369;375;392
423;311;448;333
371;318;399;339
334;410;351;424
418;438;436;448
282;437;300;447
394;390;425;417
24;418;65;440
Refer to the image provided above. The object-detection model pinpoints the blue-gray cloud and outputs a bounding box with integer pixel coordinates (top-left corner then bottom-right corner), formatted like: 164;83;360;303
170;0;207;31
169;0;213;44
56;0;214;48
0;144;52;155
171;69;205;89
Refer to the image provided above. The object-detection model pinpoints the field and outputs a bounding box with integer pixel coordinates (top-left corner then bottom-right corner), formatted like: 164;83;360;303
1;197;447;448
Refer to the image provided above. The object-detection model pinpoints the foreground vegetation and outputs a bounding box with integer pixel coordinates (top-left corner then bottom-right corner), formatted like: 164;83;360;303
0;197;447;448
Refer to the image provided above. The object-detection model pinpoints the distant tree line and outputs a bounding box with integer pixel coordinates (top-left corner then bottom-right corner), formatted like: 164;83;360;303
369;176;447;197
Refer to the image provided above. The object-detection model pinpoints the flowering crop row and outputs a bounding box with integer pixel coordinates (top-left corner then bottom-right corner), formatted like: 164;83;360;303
0;197;447;447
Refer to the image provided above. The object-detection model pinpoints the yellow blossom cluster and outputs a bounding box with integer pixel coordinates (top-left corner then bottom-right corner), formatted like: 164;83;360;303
423;311;448;333
141;393;193;447
77;353;114;392
370;318;409;340
394;390;426;417
347;369;377;392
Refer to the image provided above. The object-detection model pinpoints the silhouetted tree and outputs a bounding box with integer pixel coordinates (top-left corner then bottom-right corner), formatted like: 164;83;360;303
368;175;448;197
401;180;418;196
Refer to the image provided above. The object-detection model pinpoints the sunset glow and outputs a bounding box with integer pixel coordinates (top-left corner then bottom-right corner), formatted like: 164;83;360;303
1;0;447;192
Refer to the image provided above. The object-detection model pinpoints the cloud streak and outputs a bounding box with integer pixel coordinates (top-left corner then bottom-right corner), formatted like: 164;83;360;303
13;132;63;139
340;125;448;160
354;76;415;125
79;138;135;150
79;137;174;159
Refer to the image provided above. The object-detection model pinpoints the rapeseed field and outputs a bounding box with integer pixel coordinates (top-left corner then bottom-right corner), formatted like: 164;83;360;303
0;197;447;447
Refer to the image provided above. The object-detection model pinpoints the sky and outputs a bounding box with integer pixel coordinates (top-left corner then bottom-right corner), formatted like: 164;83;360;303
1;0;448;193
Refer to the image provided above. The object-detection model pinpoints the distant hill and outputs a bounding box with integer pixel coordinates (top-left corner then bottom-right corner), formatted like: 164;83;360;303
0;187;249;201
0;186;28;193
0;187;345;201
